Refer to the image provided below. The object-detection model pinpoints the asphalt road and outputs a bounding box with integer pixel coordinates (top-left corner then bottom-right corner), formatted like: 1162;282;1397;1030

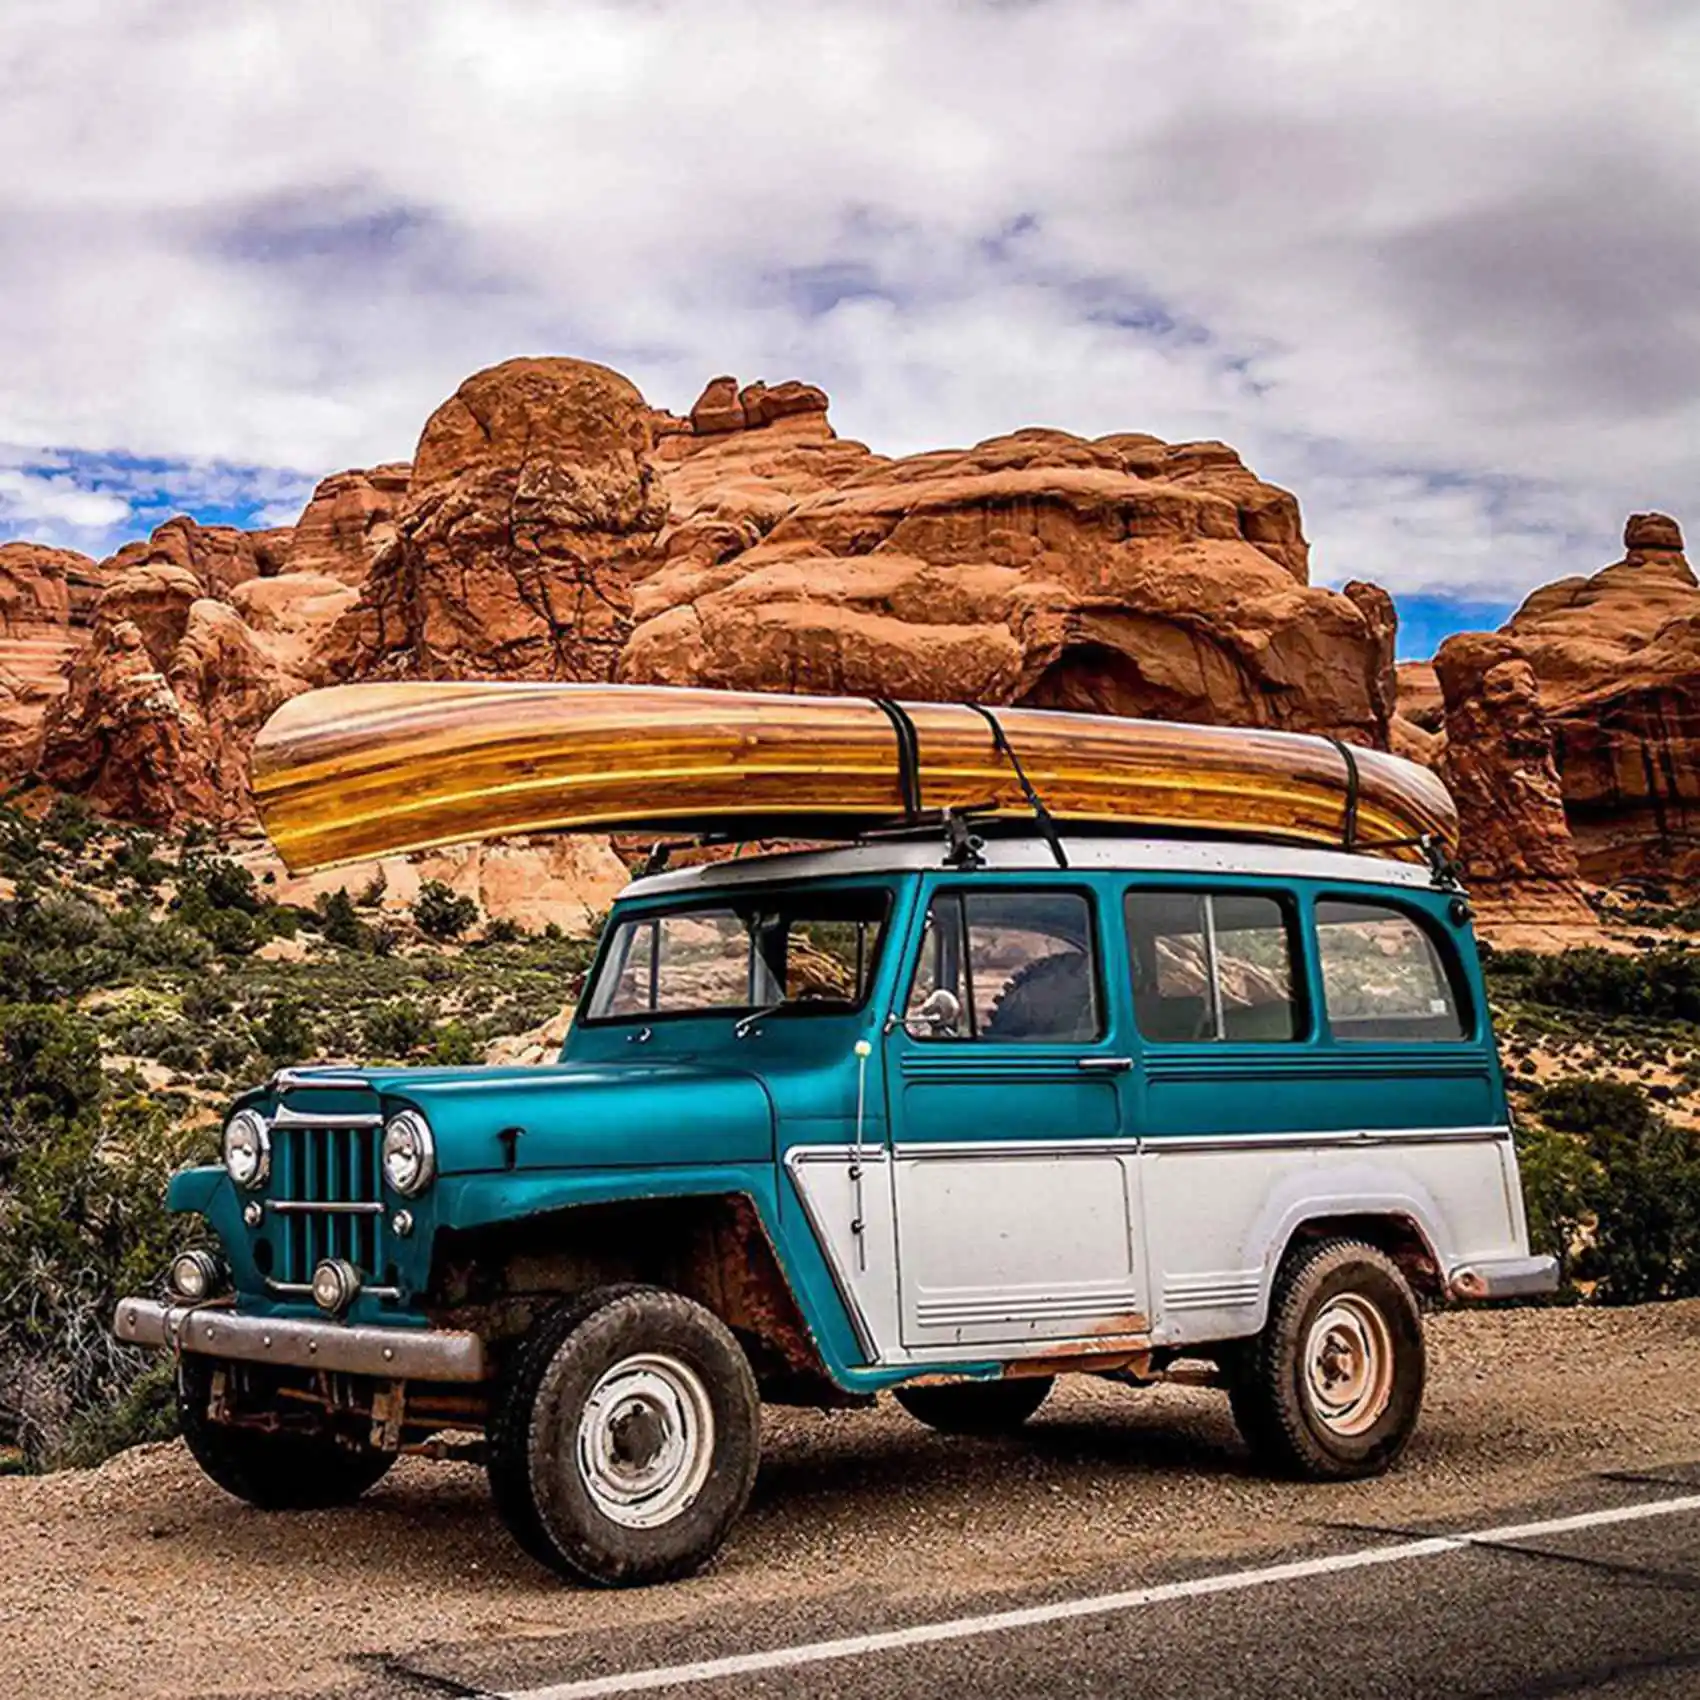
318;1464;1700;1700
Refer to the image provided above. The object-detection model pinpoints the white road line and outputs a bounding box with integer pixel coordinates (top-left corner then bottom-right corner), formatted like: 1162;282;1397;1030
500;1491;1700;1700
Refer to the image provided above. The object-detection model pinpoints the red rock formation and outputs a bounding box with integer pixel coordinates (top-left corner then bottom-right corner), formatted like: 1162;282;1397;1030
324;359;667;681
1432;632;1591;923
0;542;103;772
283;464;410;584
625;424;1391;745
1500;512;1699;887
103;514;278;599
37;561;309;827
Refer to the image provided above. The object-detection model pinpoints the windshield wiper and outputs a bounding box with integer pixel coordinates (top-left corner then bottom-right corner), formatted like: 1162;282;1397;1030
733;1000;792;1039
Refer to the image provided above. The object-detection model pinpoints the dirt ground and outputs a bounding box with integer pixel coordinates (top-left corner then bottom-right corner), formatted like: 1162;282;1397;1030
2;1301;1697;1700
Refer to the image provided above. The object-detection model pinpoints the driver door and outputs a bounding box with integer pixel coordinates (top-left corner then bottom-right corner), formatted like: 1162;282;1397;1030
885;883;1146;1352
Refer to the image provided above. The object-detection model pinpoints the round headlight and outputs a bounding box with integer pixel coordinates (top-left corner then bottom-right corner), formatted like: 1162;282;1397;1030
168;1249;225;1302
311;1258;361;1315
223;1110;270;1189
382;1110;435;1196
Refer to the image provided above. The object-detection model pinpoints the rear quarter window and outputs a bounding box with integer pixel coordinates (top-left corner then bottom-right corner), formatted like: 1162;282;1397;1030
1315;898;1468;1042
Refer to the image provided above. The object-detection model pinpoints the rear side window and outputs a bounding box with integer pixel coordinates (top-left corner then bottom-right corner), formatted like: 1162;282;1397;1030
1315;899;1466;1041
905;890;1101;1042
1126;890;1301;1042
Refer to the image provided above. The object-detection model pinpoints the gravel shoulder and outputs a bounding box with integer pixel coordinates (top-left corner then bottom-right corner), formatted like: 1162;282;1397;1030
2;1301;1697;1700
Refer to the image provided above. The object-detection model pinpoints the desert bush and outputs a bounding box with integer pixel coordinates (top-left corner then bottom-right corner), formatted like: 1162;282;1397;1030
431;1019;483;1065
41;795;98;853
363;998;433;1060
251;998;314;1065
414;880;479;941
0;1004;210;1467
315;886;368;950
1530;1078;1700;1303
1514;947;1700;1024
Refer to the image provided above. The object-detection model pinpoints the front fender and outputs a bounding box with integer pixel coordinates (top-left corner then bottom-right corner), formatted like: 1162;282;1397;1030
435;1165;781;1233
433;1165;906;1390
166;1165;224;1216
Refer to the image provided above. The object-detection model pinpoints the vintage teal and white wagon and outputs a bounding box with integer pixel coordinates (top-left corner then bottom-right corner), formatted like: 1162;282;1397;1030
115;684;1555;1587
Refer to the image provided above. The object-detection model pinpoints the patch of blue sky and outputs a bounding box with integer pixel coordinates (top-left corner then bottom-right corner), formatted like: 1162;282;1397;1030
1389;594;1514;661
0;448;315;552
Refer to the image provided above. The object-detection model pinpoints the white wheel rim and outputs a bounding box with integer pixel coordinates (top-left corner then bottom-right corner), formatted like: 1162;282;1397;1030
1303;1294;1395;1438
575;1353;715;1529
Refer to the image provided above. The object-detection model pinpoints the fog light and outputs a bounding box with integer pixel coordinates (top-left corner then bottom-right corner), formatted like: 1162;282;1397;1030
243;1201;263;1228
310;1258;361;1315
168;1249;225;1303
391;1209;413;1238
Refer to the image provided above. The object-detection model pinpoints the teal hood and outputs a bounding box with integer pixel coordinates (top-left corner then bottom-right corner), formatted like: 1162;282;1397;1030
251;1063;776;1173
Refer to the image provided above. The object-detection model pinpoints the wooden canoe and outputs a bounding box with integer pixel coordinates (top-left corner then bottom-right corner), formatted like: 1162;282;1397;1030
250;682;1458;874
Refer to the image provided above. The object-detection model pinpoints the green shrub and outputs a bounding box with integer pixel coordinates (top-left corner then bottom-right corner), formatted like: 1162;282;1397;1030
414;880;479;941
41;795;98;853
315;887;368;950
363;998;432;1060
0;1006;211;1467
252;998;314;1065
1531;1078;1700;1303
0;1003;104;1134
431;1019;483;1065
1517;947;1700;1024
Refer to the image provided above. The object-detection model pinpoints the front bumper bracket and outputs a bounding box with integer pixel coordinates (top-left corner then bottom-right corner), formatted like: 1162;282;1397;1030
112;1298;489;1382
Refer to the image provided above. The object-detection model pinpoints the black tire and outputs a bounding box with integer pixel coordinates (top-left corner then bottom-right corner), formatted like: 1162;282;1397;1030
486;1285;761;1587
177;1357;395;1509
986;951;1096;1042
1227;1238;1425;1481
894;1376;1054;1435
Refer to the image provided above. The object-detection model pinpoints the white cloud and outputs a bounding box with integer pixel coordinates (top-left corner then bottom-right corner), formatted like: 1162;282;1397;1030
0;466;131;537
0;0;1695;609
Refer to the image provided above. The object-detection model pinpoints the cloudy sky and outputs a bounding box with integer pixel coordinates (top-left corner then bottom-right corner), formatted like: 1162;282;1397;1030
3;0;1697;655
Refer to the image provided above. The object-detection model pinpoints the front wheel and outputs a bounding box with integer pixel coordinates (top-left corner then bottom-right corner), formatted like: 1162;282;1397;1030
488;1286;761;1587
1227;1238;1425;1481
177;1358;396;1509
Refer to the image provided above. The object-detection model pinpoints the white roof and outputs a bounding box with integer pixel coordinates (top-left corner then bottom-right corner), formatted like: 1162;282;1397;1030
623;834;1440;900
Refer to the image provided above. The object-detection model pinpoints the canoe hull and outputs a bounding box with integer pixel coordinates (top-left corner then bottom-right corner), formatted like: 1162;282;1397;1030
250;682;1458;874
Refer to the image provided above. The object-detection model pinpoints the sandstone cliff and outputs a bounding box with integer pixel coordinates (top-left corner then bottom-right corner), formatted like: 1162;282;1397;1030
0;542;104;773
1431;632;1592;924
1499;513;1700;888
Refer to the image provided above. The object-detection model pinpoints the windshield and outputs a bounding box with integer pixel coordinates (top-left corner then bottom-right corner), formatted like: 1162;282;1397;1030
582;886;891;1023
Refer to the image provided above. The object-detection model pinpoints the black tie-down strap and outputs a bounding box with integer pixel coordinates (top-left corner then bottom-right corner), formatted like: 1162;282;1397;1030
1324;735;1361;853
966;703;1069;868
872;698;924;820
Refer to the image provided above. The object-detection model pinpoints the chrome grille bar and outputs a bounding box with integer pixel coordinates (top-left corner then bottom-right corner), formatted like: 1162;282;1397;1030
270;1200;383;1215
267;1116;387;1285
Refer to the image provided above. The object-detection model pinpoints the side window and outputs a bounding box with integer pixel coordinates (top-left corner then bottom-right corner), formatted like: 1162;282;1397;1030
1126;890;1301;1043
1315;899;1467;1041
904;890;1101;1043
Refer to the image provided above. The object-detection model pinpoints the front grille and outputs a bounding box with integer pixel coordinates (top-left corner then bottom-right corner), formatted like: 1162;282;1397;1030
269;1116;386;1287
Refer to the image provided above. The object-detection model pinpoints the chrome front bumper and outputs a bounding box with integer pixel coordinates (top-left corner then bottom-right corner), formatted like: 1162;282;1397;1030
112;1298;489;1382
1447;1255;1561;1301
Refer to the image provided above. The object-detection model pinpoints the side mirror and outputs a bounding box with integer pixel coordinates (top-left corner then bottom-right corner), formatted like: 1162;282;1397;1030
905;987;963;1038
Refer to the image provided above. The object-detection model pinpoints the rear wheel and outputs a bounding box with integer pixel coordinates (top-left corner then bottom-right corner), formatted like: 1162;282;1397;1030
177;1357;395;1509
487;1285;761;1587
894;1376;1054;1435
1227;1238;1425;1481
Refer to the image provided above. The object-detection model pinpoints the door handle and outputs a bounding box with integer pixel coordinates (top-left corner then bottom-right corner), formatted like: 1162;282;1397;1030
1078;1056;1134;1073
